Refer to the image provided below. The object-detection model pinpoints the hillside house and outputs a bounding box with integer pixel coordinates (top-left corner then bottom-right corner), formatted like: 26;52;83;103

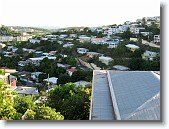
142;50;157;61
77;48;89;54
99;56;113;65
125;44;140;52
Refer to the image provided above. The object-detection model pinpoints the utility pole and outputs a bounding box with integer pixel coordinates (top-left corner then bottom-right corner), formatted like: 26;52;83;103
47;74;49;92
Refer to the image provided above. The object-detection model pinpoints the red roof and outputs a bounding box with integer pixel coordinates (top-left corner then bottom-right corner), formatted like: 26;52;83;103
67;68;77;73
95;38;104;40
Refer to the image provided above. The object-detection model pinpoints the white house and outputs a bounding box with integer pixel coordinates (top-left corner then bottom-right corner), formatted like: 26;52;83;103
14;86;38;95
154;35;160;44
27;56;56;66
107;41;120;48
99;56;113;65
59;34;68;39
63;43;74;48
142;50;157;61
18;61;28;67
112;65;129;71
141;32;151;36
16;36;31;41
0;36;14;42
78;35;91;43
43;77;58;86
31;72;42;81
22;48;36;53
74;81;90;87
29;39;41;44
125;44;140;52
86;52;101;58
69;34;77;38
77;48;89;54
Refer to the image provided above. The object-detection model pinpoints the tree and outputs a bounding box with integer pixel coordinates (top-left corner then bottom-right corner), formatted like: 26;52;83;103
0;81;18;120
46;83;91;120
71;70;92;82
61;92;90;120
121;28;132;40
22;106;64;120
0;69;5;75
57;74;72;85
67;56;77;66
14;95;36;115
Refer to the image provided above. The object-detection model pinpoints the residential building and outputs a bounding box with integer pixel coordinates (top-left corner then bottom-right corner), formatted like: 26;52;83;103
69;34;77;38
0;68;16;89
43;77;58;86
14;86;38;95
18;61;28;67
35;51;43;57
78;35;91;43
130;38;138;42
112;65;129;71
86;52;101;58
0;36;14;42
107;41;120;48
29;39;41;44
67;67;77;76
141;32;151;36
90;70;160;120
63;43;74;48
91;38;107;44
59;34;68;39
99;56;113;65
57;63;70;69
49;51;57;56
22;48;36;53
74;81;90;87
77;48;89;54
16;36;31;41
125;21;132;25
27;56;56;66
125;44;140;52
31;72;42;82
142;50;157;61
154;35;160;44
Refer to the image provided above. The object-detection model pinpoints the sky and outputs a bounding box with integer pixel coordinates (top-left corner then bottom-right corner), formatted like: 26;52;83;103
0;0;160;28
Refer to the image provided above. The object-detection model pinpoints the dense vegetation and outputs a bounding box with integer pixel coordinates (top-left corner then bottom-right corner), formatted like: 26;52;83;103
0;25;21;36
0;80;91;120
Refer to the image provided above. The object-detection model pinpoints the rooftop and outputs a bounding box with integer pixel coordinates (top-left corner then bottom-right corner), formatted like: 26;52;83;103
90;70;160;120
112;65;129;71
125;44;140;49
14;86;38;95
